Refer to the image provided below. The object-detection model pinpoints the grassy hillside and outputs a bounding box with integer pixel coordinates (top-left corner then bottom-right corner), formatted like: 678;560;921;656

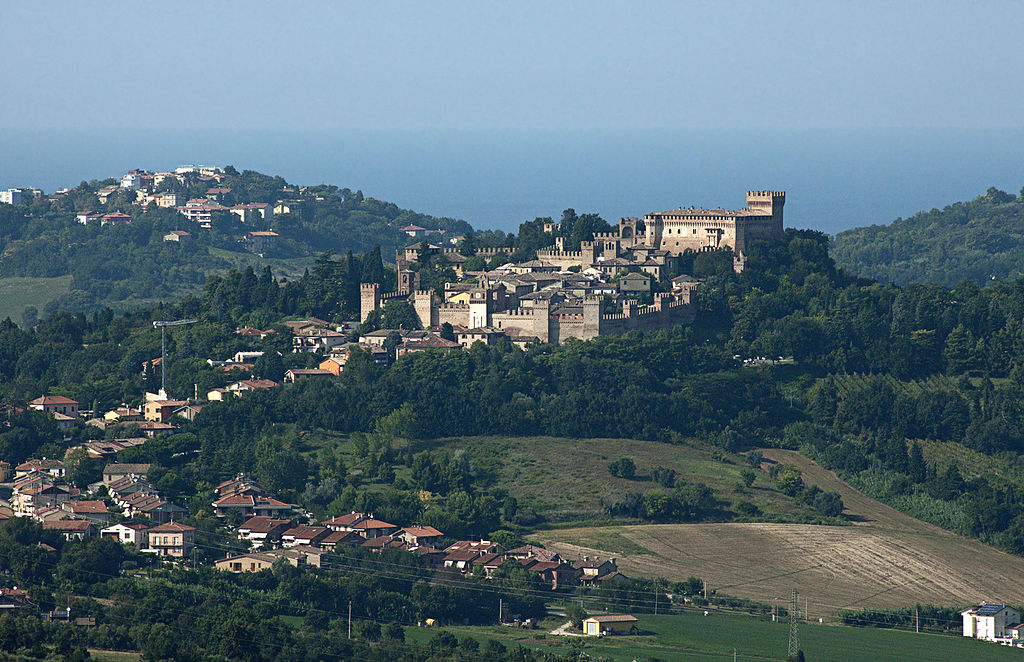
536;449;1024;613
425;436;834;526
831;186;1024;285
403;611;1022;662
0;274;71;322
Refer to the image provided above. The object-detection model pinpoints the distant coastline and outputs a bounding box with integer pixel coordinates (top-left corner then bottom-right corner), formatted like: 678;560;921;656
4;127;1024;235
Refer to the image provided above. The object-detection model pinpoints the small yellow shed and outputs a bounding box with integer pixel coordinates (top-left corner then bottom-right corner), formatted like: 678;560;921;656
583;614;639;636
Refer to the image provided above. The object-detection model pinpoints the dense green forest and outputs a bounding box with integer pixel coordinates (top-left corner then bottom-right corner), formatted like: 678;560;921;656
0;168;471;317
832;185;1024;286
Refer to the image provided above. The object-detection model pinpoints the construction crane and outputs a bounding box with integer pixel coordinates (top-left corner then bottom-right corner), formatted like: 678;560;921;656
153;319;198;397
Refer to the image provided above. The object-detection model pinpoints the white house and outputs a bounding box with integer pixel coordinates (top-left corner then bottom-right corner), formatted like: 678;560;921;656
101;523;149;548
962;603;1021;642
121;171;143;190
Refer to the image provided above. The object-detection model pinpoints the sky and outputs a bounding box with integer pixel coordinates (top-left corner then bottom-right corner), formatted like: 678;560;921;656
3;1;1024;131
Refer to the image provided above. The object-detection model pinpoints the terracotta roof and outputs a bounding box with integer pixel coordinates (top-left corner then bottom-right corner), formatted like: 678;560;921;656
149;521;195;533
43;519;93;531
70;501;108;514
283;525;329;540
585;614;638;623
352;518;397;530
321;530;364;546
324;513;367;528
239;516;291;533
30;396;78;405
401;525;443;538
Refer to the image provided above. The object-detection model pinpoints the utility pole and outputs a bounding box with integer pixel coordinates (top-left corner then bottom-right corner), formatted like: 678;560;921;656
152;319;197;397
348;601;352;639
915;605;919;633
499;598;502;624
788;589;800;660
734;648;737;662
654;589;658;615
703;579;707;601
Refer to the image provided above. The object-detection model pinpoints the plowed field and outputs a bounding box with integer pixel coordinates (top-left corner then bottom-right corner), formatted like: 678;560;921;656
537;450;1024;614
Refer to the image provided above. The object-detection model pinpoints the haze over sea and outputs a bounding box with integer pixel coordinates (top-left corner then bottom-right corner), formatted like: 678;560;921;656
5;127;1024;236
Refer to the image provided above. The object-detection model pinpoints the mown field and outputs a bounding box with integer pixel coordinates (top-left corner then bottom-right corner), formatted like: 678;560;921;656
425;436;829;525
403;610;1022;662
537;449;1024;614
0;274;72;322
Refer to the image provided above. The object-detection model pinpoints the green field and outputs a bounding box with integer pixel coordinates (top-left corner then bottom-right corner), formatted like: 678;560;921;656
425;436;825;525
0;275;72;322
403;610;1020;662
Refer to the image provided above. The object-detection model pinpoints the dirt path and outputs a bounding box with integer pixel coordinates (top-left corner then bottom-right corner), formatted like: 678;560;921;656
537;450;1024;615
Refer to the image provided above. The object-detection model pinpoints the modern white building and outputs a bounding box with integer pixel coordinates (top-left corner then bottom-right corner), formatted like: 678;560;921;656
962;603;1021;643
1;188;29;205
121;172;143;189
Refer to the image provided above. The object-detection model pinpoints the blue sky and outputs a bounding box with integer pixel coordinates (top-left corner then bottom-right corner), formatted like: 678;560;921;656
3;1;1023;130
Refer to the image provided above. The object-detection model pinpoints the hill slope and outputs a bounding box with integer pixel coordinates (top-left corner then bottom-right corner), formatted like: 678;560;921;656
536;450;1024;614
831;186;1024;285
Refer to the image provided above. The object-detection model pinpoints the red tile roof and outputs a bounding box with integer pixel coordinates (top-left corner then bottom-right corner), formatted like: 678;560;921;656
149;521;195;533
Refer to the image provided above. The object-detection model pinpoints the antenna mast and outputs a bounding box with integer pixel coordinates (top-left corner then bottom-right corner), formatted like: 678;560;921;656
788;588;800;659
152;319;198;396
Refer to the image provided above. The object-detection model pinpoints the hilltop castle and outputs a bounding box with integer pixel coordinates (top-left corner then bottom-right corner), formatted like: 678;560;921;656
361;190;785;344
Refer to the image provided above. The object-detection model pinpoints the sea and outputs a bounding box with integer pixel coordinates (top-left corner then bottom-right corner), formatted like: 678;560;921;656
3;128;1024;236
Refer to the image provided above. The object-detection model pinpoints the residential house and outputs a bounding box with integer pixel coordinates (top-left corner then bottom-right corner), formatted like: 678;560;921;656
62;500;110;524
504;545;561;562
212;495;294;519
137;421;177;437
317;356;345;376
351;517;399;539
144;400;187;423
283;368;333;382
573;557;619;584
0;588;30;610
176;202;228;227
147;521;195;558
101;212;132;226
443;549;480;571
398;526;444;546
519;558;580;589
0;460;9;482
962;603;1022;642
618;271;652;294
103;463;151;486
238;516;292;546
29;396;79;418
319;530;364;550
323;512;368;531
226;379;278;395
163;230;191;242
231;203;272;223
395;336;462;357
76;212;103;225
401;224;427;237
281;525;330;548
15;459;66;479
43;519;96;541
101;522;149;548
156;192;181;208
291;327;347;353
582;615;638;636
216;552;283;573
455;328;506;348
245;231;279;254
174;403;204;421
446;540;502;555
13;479;73;516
